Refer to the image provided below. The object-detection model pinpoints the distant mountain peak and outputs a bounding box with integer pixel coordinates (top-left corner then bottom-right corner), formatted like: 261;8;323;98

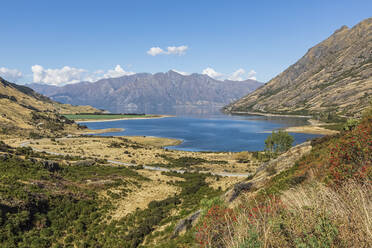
333;25;349;34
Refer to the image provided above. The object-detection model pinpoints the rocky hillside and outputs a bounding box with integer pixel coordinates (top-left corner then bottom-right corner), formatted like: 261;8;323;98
28;70;262;114
224;17;372;117
0;77;99;137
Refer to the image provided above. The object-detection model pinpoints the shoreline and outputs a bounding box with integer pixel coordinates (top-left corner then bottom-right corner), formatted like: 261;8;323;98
283;119;339;135
229;112;339;135
78;128;125;134
284;125;338;135
75;115;175;123
229;111;312;118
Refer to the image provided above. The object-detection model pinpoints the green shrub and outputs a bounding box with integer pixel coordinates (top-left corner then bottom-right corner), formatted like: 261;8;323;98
265;130;294;154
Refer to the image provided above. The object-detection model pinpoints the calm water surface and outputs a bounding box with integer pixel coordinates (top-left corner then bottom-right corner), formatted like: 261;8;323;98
82;114;321;152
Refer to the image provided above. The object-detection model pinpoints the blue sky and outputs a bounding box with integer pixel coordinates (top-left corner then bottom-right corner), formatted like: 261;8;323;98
1;0;371;85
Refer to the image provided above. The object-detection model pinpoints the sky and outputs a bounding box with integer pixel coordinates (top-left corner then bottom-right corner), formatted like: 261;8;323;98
0;0;371;85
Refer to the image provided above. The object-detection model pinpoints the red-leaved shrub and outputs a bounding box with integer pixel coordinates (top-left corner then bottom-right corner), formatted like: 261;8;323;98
328;117;371;184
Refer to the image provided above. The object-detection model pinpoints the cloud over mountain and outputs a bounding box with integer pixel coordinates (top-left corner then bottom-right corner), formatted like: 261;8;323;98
31;65;134;86
202;67;224;79
0;67;23;82
103;65;135;78
203;67;257;81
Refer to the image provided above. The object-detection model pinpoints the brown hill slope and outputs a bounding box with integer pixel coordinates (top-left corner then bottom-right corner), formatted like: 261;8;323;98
224;17;372;117
0;77;100;137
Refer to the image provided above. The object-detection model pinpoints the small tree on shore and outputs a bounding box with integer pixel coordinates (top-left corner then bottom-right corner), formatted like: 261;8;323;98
265;130;294;154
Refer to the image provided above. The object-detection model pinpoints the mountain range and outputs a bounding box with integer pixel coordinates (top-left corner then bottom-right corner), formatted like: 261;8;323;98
224;17;372;117
28;70;262;114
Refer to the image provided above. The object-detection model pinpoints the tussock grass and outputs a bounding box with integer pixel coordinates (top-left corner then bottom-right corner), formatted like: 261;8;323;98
222;180;371;248
281;180;372;247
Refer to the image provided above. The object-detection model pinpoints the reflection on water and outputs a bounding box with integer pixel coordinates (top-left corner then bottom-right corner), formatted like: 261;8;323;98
83;114;321;152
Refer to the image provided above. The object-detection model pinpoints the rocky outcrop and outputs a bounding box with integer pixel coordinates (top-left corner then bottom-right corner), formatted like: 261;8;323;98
224;182;253;203
172;210;201;237
224;17;372;117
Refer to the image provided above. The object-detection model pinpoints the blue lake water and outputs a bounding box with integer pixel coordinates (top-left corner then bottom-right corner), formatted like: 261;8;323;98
82;114;322;152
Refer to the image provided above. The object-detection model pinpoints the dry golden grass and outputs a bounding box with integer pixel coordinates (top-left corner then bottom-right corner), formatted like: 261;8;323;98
105;170;181;220
281;180;372;247
206;176;244;191
24;136;257;174
223;180;371;248
0;80;100;139
125;136;182;148
0;81;99;115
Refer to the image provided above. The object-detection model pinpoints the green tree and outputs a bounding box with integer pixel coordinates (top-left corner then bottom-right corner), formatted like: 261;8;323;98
265;130;294;154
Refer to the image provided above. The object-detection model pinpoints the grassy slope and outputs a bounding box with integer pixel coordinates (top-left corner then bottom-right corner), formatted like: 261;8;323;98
0;77;102;138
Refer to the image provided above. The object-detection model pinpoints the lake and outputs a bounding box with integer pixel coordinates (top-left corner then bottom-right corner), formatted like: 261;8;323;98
82;114;322;152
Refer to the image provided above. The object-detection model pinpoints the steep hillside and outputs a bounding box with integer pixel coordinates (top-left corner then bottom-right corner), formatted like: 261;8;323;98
224;17;372;117
0;77;100;137
28;70;262;114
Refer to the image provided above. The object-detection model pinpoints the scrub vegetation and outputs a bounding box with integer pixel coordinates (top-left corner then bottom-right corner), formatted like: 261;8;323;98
0;140;224;247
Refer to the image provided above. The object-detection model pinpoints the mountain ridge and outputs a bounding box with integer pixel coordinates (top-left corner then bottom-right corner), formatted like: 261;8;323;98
224;17;372;117
28;70;262;114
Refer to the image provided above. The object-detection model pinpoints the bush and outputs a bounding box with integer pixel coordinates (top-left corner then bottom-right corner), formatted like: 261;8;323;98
343;118;359;131
265;130;294;154
195;205;236;247
29;132;43;139
266;165;277;176
233;151;251;163
327;116;371;185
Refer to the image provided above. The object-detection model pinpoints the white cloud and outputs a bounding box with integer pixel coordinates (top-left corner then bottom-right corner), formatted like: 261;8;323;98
202;67;224;79
32;65;86;85
171;69;190;76
166;45;188;55
147;47;164;56
228;68;246;81
147;45;188;56
103;65;134;78
0;67;23;82
31;65;135;86
202;67;257;81
246;70;257;80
